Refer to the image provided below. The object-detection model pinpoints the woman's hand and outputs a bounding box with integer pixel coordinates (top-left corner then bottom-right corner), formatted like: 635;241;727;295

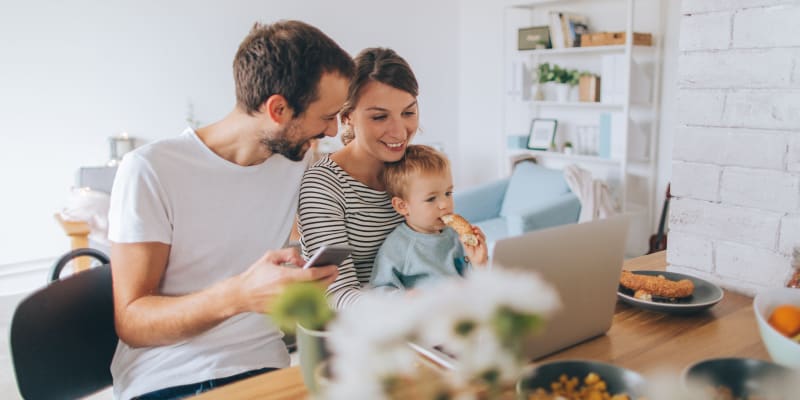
463;226;488;267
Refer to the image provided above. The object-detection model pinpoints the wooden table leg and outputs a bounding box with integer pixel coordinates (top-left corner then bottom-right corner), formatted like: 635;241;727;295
54;214;92;272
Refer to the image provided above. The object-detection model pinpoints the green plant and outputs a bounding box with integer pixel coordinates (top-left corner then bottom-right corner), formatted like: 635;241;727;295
271;282;333;333
535;63;585;86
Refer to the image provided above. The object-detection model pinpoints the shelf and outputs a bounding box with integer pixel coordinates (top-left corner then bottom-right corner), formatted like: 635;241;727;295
531;101;624;110
518;44;655;56
506;0;579;8
509;149;620;165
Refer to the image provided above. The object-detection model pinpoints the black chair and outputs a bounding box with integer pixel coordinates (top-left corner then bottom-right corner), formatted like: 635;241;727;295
10;248;117;400
48;247;110;283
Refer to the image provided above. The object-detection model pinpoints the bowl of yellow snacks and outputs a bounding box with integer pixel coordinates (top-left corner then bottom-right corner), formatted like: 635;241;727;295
683;357;800;399
516;360;647;400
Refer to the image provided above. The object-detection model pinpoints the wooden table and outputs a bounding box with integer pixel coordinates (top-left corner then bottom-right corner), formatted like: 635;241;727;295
192;251;769;400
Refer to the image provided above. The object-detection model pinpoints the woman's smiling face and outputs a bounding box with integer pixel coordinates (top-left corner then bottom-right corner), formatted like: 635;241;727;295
346;81;419;162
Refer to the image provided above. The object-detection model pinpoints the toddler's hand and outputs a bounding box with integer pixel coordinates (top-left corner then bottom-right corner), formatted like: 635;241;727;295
464;226;488;267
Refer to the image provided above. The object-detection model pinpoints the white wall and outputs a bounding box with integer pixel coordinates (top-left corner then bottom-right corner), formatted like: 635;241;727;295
456;0;505;188
0;0;458;267
668;0;800;294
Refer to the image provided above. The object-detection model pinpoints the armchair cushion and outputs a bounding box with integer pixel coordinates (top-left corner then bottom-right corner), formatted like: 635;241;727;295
473;217;509;244
500;162;571;217
454;178;509;223
505;193;581;237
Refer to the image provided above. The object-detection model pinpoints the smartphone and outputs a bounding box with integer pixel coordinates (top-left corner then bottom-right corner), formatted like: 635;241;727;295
302;244;353;269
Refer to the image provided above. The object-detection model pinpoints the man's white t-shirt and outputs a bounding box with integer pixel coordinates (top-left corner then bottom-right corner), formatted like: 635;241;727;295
108;128;308;400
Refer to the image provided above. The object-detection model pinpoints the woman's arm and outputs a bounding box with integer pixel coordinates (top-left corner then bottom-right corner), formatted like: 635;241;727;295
298;167;364;310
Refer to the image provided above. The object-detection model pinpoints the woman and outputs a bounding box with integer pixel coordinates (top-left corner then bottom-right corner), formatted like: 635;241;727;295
298;47;419;309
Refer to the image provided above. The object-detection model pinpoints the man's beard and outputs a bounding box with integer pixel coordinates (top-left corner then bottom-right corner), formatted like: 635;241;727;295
261;121;315;162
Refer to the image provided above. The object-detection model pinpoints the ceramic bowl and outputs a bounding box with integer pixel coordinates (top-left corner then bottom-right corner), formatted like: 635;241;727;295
683;357;799;399
516;360;646;398
753;287;800;369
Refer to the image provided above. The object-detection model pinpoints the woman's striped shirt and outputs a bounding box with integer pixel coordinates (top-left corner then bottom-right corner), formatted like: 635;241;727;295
298;155;404;310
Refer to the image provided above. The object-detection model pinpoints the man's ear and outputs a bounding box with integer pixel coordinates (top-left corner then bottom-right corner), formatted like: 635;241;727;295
260;94;293;124
391;196;408;216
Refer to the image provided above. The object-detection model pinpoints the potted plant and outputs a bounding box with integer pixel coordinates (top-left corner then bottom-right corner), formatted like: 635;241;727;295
563;141;574;155
271;282;335;393
536;63;580;102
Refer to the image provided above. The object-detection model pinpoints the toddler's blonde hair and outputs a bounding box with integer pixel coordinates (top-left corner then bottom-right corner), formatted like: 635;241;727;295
381;145;450;199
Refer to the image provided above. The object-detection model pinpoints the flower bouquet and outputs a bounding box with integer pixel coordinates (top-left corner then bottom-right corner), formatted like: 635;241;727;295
324;267;561;400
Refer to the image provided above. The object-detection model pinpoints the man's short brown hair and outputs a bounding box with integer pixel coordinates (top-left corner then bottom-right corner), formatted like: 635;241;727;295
381;145;450;199
233;20;355;117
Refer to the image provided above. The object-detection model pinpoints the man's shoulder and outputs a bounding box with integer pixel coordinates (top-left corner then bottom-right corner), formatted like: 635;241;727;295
127;130;195;164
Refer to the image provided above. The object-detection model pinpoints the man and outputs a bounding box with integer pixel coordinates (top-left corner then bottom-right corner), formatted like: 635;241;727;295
107;20;354;399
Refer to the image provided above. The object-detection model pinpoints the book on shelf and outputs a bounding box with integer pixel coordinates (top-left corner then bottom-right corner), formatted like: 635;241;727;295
548;12;588;48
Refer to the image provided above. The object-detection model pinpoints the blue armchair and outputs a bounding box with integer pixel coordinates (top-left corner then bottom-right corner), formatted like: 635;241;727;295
454;161;580;244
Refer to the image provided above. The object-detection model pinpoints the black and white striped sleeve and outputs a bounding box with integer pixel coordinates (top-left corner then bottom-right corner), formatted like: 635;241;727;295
298;166;363;309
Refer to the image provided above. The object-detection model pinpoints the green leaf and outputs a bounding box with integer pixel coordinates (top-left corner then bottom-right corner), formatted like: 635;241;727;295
270;282;333;333
491;307;544;348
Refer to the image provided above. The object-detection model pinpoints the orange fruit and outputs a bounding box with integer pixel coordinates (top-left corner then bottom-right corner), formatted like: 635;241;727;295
768;304;800;337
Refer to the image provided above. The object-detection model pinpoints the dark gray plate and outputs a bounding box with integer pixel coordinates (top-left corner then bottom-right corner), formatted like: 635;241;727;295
683;357;800;398
517;360;647;398
617;270;724;314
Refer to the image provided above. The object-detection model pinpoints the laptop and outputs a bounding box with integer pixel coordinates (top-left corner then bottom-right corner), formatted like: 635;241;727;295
412;215;629;367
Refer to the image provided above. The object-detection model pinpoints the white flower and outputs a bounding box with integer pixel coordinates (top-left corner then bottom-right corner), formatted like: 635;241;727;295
447;327;522;387
329;291;422;348
323;267;561;399
464;266;561;317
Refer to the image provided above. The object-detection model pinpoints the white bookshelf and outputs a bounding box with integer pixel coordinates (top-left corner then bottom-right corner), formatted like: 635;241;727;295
531;100;624;110
502;0;665;255
519;44;654;55
509;149;621;165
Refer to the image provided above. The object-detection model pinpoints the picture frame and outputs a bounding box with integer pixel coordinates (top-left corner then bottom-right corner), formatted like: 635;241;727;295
526;119;558;150
518;26;552;50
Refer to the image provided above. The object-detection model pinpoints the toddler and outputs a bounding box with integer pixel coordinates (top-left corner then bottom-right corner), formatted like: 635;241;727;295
370;145;487;290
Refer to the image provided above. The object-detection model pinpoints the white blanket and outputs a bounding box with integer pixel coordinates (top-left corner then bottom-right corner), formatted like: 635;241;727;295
563;165;618;222
60;187;111;247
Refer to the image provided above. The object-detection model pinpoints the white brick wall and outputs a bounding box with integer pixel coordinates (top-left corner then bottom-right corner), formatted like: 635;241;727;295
715;241;791;291
734;5;800;48
682;0;796;14
780;214;800;254
723;91;800;130
666;231;714;271
673;126;787;170
675;89;725;125
679;12;731;51
670;198;781;250
789;135;800;172
720;168;799;212
678;49;799;88
671;161;720;201
670;0;800;293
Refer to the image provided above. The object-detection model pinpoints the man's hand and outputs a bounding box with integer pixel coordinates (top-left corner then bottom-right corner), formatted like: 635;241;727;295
463;226;488;267
234;247;339;314
112;243;338;348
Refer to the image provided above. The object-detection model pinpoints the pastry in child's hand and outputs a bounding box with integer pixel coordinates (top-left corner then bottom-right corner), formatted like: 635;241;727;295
441;214;479;246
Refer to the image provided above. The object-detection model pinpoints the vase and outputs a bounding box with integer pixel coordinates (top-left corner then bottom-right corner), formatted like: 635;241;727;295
531;83;543;101
554;83;571;102
296;322;331;394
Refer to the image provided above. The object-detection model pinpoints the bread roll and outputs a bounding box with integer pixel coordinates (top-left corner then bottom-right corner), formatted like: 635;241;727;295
441;214;479;246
